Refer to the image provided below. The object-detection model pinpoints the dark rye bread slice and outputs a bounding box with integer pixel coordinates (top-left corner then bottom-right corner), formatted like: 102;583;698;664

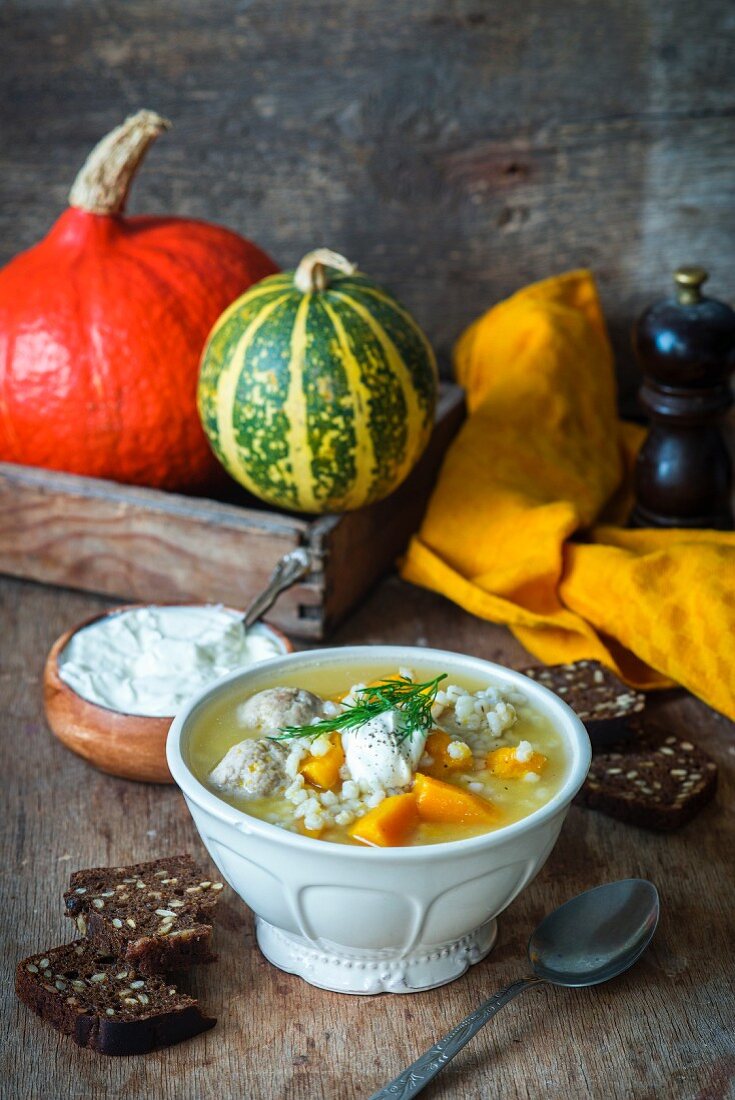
520;660;645;747
64;856;224;975
16;941;215;1055
574;729;718;830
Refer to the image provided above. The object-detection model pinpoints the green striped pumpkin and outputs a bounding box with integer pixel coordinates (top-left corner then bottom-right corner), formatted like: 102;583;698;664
197;249;438;513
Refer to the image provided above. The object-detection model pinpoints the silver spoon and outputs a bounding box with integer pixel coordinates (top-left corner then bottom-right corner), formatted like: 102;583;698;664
370;879;659;1100
241;547;313;631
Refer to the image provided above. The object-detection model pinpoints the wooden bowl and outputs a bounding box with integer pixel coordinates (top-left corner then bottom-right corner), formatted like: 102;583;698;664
43;604;294;784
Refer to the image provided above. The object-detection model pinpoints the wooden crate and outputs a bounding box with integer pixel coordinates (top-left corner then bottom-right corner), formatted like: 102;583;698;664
0;385;464;638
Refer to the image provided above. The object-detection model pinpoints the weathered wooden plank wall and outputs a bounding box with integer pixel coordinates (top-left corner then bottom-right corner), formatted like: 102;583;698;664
1;0;734;403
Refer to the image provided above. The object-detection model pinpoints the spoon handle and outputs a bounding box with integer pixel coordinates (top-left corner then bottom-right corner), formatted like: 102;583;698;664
242;548;312;630
369;975;545;1100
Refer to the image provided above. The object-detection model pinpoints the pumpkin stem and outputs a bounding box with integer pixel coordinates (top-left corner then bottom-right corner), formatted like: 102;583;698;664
69;110;172;216
294;249;357;294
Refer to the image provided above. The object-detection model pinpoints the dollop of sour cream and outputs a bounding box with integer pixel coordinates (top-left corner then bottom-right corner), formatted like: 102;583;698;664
342;709;426;792
58;605;284;717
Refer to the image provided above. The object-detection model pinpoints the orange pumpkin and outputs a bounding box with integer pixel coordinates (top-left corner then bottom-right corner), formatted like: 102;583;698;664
349;793;420;847
299;735;345;790
0;110;277;490
413;773;498;825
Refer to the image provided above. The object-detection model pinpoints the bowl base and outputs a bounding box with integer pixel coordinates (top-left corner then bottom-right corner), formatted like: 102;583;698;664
255;916;498;995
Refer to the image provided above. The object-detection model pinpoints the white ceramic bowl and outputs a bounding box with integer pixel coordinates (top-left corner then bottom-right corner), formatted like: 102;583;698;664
167;646;590;995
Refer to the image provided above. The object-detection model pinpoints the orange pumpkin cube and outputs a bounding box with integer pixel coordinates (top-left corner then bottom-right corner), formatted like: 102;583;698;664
413;772;498;825
299;735;345;790
349;793;420;848
485;746;547;779
424;730;472;777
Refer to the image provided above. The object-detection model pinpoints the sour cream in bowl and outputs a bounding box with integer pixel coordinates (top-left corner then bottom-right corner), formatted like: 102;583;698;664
44;604;292;783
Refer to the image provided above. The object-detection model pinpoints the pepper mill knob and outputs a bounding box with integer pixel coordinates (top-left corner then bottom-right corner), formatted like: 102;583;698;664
631;266;735;530
674;265;708;304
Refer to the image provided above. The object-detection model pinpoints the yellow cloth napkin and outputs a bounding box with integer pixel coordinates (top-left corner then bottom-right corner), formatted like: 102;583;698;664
401;270;735;720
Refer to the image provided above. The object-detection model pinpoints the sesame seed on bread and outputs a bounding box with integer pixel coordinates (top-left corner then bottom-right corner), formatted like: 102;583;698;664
64;855;224;975
16;941;215;1055
574;727;717;830
520;660;645;748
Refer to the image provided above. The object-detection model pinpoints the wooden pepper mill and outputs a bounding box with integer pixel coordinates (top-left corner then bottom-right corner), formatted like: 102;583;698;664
631;266;735;529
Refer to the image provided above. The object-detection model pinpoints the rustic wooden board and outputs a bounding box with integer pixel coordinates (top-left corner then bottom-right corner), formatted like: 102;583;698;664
1;1;734;409
0;385;464;638
0;461;318;628
1;574;733;1099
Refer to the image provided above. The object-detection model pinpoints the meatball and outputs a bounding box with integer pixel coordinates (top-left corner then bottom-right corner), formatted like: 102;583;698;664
209;737;288;798
236;687;324;734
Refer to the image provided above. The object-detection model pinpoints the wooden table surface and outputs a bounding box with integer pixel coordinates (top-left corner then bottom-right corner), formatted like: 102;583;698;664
2;573;734;1100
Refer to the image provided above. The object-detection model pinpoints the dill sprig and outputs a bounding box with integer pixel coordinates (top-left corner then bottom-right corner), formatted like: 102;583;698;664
270;673;447;743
